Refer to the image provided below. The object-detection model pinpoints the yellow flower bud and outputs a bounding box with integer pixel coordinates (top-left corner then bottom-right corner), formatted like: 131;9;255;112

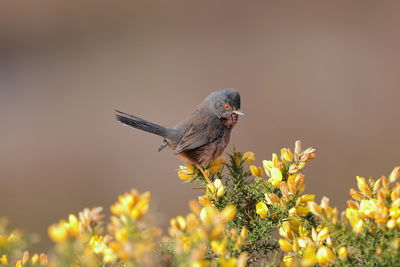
317;227;329;242
373;178;382;191
221;205;236;222
279;239;292;252
316;246;335;266
240;226;248;239
242;152;255;163
39;253;48;265
31;253;39;264
255;202;269;218
356;176;372;197
209;158;226;174
22;251;29;264
281;148;294;163
349;188;363;201
198;196;212;206
176;216;187;230
214;179;225;198
0;254;8;265
67;214;79;236
347;200;358;209
338;246;348;259
268;167;282;187
307;201;322;216
389;166;400;183
189;200;201;215
299;194;315;204
265;193;280;204
295;206;310;217
249;165;263;177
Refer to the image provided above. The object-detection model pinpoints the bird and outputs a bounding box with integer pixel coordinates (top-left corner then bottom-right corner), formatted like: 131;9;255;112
115;88;245;182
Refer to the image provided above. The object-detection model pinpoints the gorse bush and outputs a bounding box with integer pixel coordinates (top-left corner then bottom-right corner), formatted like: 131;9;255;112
1;141;399;266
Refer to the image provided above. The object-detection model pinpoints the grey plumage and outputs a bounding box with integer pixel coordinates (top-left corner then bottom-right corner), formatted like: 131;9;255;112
115;88;243;166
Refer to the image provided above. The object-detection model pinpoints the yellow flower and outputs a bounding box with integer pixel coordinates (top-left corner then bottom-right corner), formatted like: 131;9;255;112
191;261;209;267
90;235;107;254
279;239;292;252
389;166;400;183
240;226;248;239
308;202;322;216
249;165;263;177
280;148;293;163
282;255;295;267
290;206;310;217
67;214;79;236
110;190;150;220
242;152;255;163
317;227;329;242
178;164;195;181
255;202;269;218
301;246;317;266
219;257;238;267
356;176;372;197
15;260;22;267
387;219;396;229
262;160;273;177
279;222;294;240
209;158;226;174
389;207;400;219
48;221;68;243
0;254;8;265
207;179;225;198
89;235;116;263
211;239;227;255
358;199;378;218
31;254;39;264
316;246;335;266
298;194;315;204
338;246;348;259
345;208;364;234
39;254;48;265
221;205;236;222
268;167;282;187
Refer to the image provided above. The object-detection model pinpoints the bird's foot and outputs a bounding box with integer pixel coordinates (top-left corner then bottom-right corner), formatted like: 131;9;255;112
197;165;213;186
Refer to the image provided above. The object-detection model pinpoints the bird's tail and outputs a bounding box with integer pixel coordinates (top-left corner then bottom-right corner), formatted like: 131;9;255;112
115;110;169;137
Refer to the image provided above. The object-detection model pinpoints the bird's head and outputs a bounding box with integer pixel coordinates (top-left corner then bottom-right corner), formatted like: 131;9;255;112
206;88;245;127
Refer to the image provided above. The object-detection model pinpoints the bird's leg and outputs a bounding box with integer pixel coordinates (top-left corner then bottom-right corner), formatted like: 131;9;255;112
197;165;213;186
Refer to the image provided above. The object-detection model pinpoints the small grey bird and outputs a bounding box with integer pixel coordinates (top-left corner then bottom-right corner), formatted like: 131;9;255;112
115;88;245;166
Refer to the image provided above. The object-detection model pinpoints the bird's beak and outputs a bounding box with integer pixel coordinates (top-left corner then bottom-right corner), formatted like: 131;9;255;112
233;110;247;116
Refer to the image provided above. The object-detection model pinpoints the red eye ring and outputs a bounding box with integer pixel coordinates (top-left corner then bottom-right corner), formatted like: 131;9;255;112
224;104;231;110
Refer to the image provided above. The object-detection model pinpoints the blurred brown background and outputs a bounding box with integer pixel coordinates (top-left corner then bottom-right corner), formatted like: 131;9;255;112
1;1;399;249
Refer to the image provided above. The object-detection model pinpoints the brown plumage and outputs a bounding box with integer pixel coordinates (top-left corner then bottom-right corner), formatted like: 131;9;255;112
115;88;244;166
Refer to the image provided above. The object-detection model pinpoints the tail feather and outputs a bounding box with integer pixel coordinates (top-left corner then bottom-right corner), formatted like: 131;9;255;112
115;110;169;137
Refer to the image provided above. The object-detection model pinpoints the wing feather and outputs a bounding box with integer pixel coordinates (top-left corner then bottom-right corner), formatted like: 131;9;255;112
173;110;223;155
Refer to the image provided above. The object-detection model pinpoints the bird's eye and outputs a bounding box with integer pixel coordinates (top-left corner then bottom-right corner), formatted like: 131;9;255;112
224;104;231;110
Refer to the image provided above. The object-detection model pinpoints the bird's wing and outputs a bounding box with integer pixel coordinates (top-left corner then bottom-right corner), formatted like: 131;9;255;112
173;112;223;155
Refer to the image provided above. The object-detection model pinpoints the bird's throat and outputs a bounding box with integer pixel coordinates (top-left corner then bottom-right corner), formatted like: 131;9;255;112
223;113;239;128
